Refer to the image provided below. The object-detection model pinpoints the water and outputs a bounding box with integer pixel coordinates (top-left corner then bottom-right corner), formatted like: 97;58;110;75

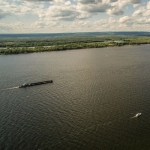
1;45;150;150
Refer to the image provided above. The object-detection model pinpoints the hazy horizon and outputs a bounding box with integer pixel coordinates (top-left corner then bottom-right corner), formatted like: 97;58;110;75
0;31;150;34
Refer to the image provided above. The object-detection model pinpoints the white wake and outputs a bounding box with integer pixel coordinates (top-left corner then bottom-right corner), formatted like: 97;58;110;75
0;86;19;91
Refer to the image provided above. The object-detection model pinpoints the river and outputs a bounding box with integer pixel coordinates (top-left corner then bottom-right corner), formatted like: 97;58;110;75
1;45;150;150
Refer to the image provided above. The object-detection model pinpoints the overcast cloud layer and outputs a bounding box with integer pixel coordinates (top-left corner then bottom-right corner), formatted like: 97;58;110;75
0;0;150;33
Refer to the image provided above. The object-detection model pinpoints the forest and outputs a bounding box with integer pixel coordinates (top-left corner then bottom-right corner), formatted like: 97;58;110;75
0;36;150;55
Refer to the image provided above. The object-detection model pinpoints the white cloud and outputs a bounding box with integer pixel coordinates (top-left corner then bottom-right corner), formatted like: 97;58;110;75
107;8;124;15
132;2;150;18
0;0;150;33
132;8;143;16
147;2;150;9
119;16;132;24
39;1;79;21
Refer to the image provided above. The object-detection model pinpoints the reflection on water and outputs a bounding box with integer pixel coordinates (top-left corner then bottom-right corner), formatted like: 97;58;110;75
0;45;150;150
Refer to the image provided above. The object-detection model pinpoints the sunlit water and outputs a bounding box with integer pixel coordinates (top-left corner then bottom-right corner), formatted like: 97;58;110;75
1;45;150;150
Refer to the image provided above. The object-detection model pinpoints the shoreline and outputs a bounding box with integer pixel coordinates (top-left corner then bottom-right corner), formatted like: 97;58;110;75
0;35;150;55
0;43;150;55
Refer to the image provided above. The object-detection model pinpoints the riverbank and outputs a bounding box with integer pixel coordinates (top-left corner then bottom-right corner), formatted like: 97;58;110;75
0;36;150;55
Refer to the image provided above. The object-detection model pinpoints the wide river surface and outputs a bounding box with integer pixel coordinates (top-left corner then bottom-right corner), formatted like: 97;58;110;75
1;45;150;150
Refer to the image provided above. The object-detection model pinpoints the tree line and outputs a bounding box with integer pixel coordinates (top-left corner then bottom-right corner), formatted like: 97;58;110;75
0;36;150;55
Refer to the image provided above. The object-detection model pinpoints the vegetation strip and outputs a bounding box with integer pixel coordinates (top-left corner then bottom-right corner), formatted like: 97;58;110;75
0;36;150;55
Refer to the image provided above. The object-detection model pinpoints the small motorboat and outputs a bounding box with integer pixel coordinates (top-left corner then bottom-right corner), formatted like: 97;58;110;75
135;113;142;117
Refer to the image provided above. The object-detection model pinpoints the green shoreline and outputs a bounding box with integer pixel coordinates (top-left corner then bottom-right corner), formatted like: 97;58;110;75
0;36;150;55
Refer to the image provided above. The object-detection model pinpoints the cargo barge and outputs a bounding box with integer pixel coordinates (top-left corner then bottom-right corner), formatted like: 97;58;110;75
19;80;53;88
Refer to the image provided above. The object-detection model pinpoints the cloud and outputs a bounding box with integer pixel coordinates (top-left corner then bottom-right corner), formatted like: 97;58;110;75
147;2;150;9
0;23;11;30
77;11;92;19
110;0;118;2
0;11;9;19
39;1;79;21
76;0;132;17
132;2;150;18
94;17;116;26
132;8;143;16
0;0;143;22
76;0;102;4
107;8;124;15
119;16;132;24
0;0;150;33
129;0;141;4
77;3;111;13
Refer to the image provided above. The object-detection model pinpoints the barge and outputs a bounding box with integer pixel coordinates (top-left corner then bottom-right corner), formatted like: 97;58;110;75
19;80;53;88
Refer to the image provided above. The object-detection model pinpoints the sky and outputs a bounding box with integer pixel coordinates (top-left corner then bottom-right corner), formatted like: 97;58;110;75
0;0;150;33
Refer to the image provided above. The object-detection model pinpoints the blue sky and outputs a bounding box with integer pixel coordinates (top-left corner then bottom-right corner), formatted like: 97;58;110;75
0;0;150;33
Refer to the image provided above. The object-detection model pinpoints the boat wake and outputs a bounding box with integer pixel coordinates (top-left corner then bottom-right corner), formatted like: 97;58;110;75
86;113;142;131
130;116;137;119
0;86;19;91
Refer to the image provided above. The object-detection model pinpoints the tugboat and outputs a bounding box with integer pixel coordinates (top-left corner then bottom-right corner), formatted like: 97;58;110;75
19;80;53;88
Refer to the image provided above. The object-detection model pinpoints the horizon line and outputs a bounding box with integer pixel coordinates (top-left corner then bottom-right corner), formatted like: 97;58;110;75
0;31;150;34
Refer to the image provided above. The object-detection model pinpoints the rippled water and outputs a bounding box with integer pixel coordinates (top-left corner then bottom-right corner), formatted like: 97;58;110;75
1;45;150;150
